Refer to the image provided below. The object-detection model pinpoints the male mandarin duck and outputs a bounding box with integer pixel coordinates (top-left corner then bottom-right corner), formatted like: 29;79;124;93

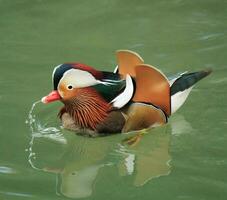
41;50;211;135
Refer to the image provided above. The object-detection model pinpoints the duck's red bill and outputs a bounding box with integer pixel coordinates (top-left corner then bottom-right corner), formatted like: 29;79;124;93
41;90;61;104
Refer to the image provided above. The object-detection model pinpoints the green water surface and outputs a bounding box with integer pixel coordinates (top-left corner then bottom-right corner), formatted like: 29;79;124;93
0;0;227;199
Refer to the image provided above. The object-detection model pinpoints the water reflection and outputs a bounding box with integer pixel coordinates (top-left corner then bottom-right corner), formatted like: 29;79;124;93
170;114;194;136
27;102;193;198
27;101;193;198
28;126;171;198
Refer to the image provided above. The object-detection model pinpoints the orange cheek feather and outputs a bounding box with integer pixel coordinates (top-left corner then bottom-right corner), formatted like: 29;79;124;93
58;84;78;101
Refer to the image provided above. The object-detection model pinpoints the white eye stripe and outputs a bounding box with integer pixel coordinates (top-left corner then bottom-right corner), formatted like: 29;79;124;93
97;80;116;86
59;69;99;89
102;79;122;83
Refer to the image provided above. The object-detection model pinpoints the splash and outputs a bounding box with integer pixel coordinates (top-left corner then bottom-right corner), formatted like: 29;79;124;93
26;100;61;135
25;100;41;133
26;100;65;170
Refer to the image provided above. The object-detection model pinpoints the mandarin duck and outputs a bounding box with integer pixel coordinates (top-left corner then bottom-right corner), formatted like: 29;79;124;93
41;50;211;135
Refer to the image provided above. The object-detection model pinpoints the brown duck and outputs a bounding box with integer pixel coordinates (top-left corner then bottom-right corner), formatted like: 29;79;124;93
41;50;211;136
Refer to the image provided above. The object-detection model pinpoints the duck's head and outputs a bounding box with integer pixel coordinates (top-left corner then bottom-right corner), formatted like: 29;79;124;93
41;63;102;104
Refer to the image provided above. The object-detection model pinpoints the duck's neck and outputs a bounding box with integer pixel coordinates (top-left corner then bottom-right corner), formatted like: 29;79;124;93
62;88;112;130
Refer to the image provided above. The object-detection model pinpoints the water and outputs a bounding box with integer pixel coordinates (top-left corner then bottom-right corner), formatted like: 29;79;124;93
0;0;227;199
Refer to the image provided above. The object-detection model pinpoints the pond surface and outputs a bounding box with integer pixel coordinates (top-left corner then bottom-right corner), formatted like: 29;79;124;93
0;0;227;199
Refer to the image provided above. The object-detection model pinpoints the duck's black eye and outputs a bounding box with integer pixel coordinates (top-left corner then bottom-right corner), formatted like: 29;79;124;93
67;85;73;90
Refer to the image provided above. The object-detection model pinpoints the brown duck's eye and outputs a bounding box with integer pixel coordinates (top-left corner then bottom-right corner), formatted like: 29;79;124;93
67;85;73;90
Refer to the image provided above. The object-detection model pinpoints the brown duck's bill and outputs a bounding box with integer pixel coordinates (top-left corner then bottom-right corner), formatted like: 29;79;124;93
41;90;61;104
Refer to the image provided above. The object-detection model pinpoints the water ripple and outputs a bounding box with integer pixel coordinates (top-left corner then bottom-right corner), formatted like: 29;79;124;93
0;166;17;174
0;191;33;198
198;32;225;41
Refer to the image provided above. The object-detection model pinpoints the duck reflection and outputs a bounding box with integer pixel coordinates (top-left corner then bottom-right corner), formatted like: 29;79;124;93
28;115;191;199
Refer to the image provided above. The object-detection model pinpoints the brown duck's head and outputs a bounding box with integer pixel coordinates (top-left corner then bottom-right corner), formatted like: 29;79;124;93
41;63;103;104
41;63;114;130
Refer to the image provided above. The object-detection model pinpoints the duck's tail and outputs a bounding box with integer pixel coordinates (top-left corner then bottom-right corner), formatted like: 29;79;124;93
170;69;212;114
